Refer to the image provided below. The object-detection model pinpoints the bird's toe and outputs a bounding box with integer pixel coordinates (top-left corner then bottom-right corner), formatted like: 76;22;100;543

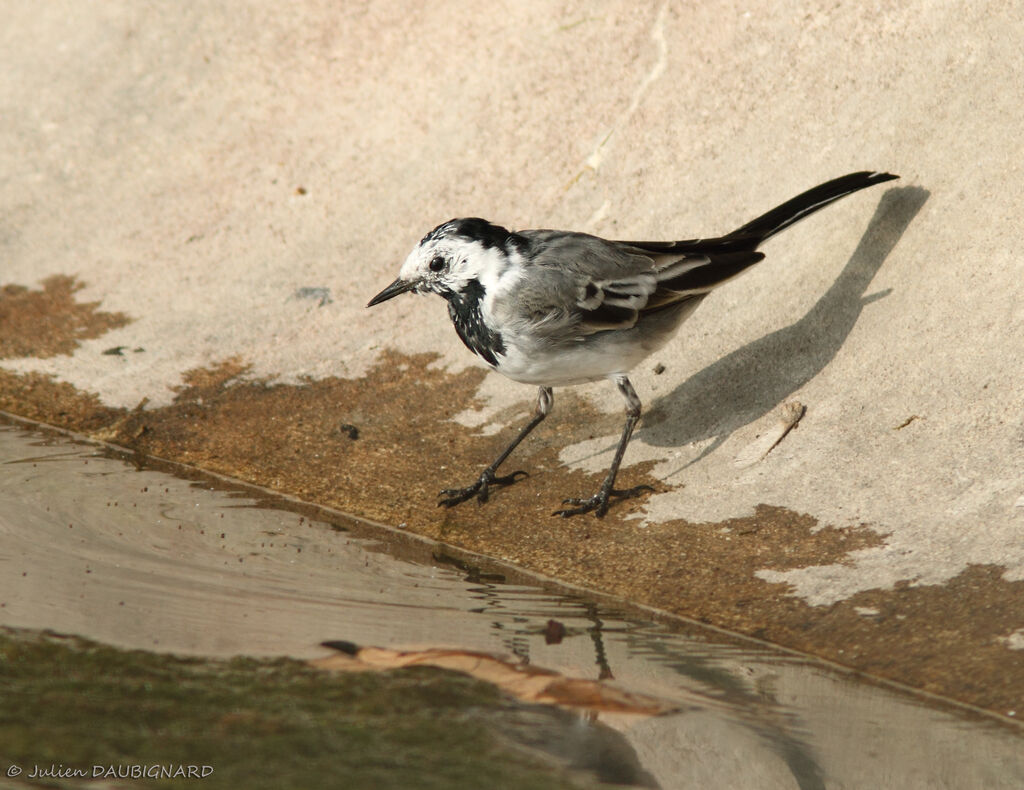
553;484;653;517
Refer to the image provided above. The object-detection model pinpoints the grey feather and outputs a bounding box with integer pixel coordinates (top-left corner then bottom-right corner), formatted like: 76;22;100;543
501;230;759;340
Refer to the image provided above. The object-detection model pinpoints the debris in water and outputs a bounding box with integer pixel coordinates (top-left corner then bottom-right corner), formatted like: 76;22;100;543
314;642;679;716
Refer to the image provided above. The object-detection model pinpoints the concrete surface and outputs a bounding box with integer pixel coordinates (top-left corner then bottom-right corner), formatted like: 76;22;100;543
2;0;1024;713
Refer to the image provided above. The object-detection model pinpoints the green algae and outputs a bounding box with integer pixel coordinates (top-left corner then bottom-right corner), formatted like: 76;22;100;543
0;629;615;790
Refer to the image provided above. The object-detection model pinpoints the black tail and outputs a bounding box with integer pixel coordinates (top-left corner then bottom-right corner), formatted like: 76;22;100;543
725;171;899;244
619;171;898;256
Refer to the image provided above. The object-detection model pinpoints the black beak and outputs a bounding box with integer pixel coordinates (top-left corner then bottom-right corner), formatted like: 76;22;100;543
367;277;414;307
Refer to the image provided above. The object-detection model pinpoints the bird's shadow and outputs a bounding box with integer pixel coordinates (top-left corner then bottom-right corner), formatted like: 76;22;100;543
640;185;929;473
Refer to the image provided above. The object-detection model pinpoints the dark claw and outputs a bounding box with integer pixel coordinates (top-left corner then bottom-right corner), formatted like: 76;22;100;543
438;469;528;508
491;470;529;486
553;485;654;518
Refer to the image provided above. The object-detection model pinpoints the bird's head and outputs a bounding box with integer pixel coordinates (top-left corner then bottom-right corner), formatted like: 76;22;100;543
367;218;525;307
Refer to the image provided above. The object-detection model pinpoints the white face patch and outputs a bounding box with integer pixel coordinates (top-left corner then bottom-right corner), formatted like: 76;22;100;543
397;246;423;282
399;234;519;300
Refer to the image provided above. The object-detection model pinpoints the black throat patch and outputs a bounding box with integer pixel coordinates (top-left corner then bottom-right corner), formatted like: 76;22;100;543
444;279;505;366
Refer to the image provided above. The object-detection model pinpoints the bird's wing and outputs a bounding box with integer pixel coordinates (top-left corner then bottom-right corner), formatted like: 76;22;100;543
512;231;656;333
511;231;764;335
617;244;766;313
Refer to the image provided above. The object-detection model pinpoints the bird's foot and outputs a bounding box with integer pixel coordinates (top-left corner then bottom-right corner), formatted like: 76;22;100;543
438;469;528;507
553;485;654;518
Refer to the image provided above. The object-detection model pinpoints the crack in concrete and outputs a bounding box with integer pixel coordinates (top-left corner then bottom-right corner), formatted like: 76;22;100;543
573;2;669;183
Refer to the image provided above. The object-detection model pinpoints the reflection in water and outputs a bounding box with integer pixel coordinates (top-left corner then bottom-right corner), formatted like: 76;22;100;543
0;423;1021;789
434;566;826;789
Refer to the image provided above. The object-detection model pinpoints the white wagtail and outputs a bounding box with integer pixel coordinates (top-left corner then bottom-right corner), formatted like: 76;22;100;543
368;171;898;517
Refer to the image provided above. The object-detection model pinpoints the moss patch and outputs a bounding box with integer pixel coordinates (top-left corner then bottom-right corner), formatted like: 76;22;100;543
0;628;625;790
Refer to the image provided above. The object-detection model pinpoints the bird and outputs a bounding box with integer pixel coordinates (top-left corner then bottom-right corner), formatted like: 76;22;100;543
368;171;898;517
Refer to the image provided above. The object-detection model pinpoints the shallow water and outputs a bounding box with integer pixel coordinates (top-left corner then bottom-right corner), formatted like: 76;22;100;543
1;422;1022;789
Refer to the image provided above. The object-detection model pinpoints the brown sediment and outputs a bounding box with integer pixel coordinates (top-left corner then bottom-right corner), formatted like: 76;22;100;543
0;275;131;359
0;370;121;432
804;565;1024;713
1;340;1023;715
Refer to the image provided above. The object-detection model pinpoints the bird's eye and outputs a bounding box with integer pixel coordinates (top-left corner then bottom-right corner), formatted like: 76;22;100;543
428;255;446;272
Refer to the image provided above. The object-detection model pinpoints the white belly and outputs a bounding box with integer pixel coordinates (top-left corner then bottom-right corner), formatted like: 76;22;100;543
493;329;664;386
486;293;705;387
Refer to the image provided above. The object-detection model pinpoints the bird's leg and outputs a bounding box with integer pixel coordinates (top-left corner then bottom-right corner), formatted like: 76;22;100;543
554;376;653;518
439;387;553;507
